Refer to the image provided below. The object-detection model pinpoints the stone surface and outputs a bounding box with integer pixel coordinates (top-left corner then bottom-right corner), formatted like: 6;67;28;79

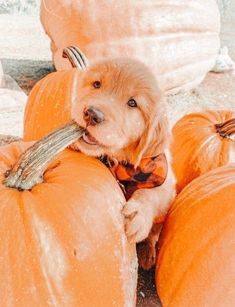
216;0;235;58
0;14;51;60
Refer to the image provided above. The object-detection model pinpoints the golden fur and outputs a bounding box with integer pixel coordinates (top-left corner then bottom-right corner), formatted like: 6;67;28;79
72;58;175;269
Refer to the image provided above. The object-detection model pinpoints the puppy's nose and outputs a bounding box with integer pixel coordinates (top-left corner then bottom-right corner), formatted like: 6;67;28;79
83;107;105;126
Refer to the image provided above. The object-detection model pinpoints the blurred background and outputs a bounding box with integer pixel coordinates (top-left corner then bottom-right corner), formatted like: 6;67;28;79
1;1;235;57
0;0;235;93
0;0;52;93
217;0;235;59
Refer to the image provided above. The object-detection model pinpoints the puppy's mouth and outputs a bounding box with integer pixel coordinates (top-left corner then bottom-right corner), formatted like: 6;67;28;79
82;130;100;146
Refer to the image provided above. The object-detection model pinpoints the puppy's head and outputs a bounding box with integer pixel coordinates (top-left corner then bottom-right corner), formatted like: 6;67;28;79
72;58;168;165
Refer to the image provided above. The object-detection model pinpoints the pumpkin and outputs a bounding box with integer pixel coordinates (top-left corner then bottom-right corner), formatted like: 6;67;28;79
156;164;235;306
40;0;220;94
23;47;86;141
1;122;137;306
171;110;235;193
24;68;79;141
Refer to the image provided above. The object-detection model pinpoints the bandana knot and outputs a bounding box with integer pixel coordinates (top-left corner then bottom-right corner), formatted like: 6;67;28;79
100;153;168;200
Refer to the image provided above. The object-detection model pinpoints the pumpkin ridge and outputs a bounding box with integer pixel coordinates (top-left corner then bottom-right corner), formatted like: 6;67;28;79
10;192;58;303
169;177;235;217
169;172;235;216
183;133;219;180
24;75;58;139
173;111;221;126
22;192;75;306
159;217;235;306
169;166;235;215
24;70;78;141
162;58;218;89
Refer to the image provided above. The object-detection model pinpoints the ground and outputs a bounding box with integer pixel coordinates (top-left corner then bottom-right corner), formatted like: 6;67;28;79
1;4;235;306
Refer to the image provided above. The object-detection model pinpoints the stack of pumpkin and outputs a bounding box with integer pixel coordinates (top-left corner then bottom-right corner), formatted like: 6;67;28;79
0;119;137;305
157;111;235;306
25;56;235;304
7;67;235;306
11;63;235;306
2;0;235;305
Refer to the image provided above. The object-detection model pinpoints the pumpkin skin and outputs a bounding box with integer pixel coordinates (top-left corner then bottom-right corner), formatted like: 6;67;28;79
0;142;137;306
156;164;235;306
171;111;235;193
40;0;220;94
24;69;81;141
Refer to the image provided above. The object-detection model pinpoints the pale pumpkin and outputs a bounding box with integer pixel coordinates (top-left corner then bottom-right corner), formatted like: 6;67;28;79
171;110;235;193
40;0;220;94
157;164;235;306
1;122;137;306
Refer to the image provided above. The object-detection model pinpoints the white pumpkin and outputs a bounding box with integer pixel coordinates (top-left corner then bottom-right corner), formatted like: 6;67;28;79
40;0;220;94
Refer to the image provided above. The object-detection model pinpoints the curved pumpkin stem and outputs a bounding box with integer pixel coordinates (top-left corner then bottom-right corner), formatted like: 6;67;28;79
4;121;84;190
215;118;235;141
62;46;88;69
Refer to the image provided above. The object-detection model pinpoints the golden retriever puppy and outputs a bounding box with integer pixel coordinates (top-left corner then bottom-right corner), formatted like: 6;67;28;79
71;58;175;269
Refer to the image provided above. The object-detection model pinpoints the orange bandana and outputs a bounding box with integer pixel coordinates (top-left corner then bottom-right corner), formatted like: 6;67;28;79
100;153;168;201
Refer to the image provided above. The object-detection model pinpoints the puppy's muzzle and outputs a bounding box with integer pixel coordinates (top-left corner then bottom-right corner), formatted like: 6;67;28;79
83;107;105;126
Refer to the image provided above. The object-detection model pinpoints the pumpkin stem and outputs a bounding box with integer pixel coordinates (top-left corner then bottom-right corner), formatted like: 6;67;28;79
62;46;88;69
215;118;235;141
4;121;84;190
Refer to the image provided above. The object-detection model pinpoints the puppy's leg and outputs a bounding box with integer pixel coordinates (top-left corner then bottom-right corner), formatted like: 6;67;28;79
123;166;175;244
137;223;162;271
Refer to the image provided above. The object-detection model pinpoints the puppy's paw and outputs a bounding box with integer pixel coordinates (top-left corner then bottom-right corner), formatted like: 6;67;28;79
137;240;156;271
122;199;153;243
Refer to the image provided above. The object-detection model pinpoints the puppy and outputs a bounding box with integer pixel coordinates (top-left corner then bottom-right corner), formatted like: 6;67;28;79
71;58;175;269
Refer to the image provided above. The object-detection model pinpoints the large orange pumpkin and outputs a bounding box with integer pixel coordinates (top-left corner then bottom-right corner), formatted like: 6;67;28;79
40;0;220;94
1;123;137;306
24;46;88;141
156;164;235;306
24;68;80;141
24;46;86;141
171;110;235;193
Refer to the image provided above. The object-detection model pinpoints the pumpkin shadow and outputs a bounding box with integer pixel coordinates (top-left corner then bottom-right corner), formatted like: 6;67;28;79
1;58;55;94
137;266;161;307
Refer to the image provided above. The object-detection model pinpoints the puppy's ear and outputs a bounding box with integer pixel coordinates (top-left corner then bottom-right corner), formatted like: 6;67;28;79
133;95;169;167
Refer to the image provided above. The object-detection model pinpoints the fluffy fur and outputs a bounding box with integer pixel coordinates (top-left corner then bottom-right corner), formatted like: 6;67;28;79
72;58;176;269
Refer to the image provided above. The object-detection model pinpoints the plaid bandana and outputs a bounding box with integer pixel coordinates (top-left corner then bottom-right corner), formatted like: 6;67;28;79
100;153;168;201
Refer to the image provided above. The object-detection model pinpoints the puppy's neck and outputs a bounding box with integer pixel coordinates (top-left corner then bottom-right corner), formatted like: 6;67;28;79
106;142;167;167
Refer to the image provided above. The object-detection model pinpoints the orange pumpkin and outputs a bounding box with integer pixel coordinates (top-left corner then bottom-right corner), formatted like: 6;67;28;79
1;123;137;306
24;47;86;141
156;164;235;306
24;68;80;141
40;0;220;94
171;111;235;193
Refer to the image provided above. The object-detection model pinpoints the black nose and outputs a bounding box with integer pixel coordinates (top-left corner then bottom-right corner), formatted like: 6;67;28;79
83;107;105;126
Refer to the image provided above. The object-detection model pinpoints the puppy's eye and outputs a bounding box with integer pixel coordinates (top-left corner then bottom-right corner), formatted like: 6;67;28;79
93;81;101;89
127;99;137;108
